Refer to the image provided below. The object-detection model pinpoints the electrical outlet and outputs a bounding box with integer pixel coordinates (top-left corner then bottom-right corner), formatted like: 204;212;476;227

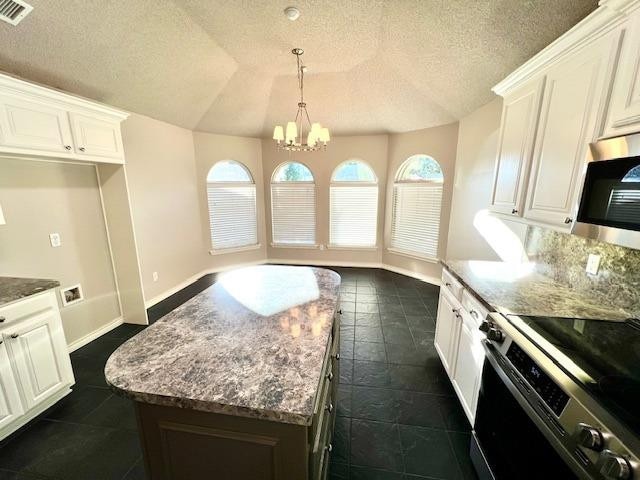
586;254;601;275
152;272;159;282
49;233;62;247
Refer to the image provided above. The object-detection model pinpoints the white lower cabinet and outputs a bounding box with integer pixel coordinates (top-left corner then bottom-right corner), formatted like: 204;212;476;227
435;271;489;424
0;291;74;440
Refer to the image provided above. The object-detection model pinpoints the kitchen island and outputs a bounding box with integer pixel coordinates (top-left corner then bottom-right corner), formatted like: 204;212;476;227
105;265;341;480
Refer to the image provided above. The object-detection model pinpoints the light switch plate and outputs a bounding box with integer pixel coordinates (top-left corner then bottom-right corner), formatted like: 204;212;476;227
49;233;62;247
586;253;601;275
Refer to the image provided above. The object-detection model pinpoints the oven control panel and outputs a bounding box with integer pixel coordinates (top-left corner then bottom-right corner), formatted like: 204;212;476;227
506;342;569;416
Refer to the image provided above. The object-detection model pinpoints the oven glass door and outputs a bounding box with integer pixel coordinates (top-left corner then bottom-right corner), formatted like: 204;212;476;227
474;355;579;479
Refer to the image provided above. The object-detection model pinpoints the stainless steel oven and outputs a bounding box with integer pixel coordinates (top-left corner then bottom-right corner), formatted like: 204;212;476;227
472;313;640;480
573;132;640;249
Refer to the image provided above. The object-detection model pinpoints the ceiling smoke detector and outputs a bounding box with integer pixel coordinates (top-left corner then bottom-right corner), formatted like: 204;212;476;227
284;6;300;21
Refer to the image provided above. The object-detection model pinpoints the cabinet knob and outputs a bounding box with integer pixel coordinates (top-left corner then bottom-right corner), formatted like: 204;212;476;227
326;372;334;382
564;217;573;224
338;309;343;315
445;282;452;287
326;402;333;413
511;208;518;214
10;333;18;339
325;443;333;453
79;147;86;152
64;145;72;150
0;316;5;323
334;353;340;361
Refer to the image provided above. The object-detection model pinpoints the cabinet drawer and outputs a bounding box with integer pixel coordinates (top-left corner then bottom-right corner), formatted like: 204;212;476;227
0;291;57;328
460;290;490;328
441;269;463;301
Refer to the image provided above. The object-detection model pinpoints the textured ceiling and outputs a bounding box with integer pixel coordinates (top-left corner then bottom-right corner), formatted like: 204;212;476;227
0;0;598;137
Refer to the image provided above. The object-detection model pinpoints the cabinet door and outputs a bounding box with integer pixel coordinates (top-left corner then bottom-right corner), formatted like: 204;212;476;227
524;31;622;227
0;340;24;431
0;94;74;154
490;78;545;216
605;11;640;137
70;112;124;161
452;312;485;423
4;309;71;410
434;289;461;375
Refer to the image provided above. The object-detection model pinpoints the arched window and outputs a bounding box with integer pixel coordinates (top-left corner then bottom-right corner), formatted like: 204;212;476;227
271;162;316;246
207;160;258;251
390;155;444;259
330;160;378;247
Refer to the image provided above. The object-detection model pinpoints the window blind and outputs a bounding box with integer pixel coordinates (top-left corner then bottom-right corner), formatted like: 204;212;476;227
390;183;443;259
330;185;378;247
207;184;258;250
271;184;316;245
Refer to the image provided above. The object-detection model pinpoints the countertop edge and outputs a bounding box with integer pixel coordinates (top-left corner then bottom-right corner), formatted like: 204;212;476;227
0;277;61;309
440;261;496;313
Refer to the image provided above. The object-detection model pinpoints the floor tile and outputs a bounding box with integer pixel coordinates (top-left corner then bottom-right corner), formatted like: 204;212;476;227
43;386;111;423
0;470;47;479
340;292;356;303
340;341;355;360
353;361;390;388
355;342;387;362
377;295;401;305
395;391;446;429
386;343;436;366
438;396;471;432
351;420;403;471
405;315;436;331
411;329;435;349
69;355;110;388
332;416;351;464
355;313;381;326
328;461;349;480
352;386;396;422
340;324;355;343
122;457;145;480
388;363;453;395
340;301;356;313
379;313;408;328
379;304;404;315
337;385;352;417
339;359;354;384
356;303;379;314
448;432;478;480
351;466;404;480
103;324;145;341
81;394;138;431
340;312;356;325
355;325;384;343
382;325;414;345
356;294;378;304
72;337;127;363
400;424;461;479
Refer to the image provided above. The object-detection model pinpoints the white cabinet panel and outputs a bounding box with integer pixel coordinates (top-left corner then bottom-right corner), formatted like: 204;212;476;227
0;341;24;431
0;95;74;154
70;112;124;161
434;288;461;375
452;311;485;423
490;78;545;217
4;309;70;410
605;10;640;137
524;32;621;227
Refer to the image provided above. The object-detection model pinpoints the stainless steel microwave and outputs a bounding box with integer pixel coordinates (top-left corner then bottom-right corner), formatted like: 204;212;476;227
573;132;640;249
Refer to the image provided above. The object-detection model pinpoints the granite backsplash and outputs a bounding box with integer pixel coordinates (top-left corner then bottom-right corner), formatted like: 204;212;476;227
525;226;640;319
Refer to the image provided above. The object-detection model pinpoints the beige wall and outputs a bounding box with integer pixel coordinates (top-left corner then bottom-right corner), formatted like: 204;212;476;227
192;131;267;269
0;158;121;345
446;98;528;261
382;123;460;283
261;135;389;265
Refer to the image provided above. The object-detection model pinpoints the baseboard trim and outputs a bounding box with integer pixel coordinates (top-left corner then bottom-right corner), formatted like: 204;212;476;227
143;260;268;309
67;316;124;353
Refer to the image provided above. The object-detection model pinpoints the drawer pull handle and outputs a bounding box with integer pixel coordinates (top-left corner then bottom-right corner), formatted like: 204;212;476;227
79;147;86;152
325;443;333;453
0;316;5;323
10;334;18;339
327;372;334;382
445;282;452;287
451;308;458;314
470;310;478;318
511;208;518;214
564;217;573;224
326;402;333;413
64;145;72;150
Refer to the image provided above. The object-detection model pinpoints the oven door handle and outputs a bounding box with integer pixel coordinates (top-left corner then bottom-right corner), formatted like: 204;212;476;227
481;340;593;480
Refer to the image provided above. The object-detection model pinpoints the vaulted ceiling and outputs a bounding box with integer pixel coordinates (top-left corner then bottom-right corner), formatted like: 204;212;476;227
0;0;597;137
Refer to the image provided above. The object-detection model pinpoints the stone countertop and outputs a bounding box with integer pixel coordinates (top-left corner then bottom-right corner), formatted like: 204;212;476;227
443;260;631;321
105;265;341;426
0;277;60;307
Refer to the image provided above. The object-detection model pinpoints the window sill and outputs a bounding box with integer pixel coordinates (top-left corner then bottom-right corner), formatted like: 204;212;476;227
209;244;261;256
270;243;321;250
326;244;378;251
386;247;439;264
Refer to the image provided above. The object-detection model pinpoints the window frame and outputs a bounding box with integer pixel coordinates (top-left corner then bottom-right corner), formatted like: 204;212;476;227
329;160;379;249
388;155;444;262
270;161;318;248
206;160;259;254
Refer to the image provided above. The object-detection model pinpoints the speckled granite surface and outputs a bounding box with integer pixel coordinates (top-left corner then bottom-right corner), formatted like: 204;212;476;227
0;277;60;307
105;265;340;426
443;260;631;321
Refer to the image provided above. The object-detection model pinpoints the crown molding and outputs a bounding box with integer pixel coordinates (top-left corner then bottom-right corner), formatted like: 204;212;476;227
493;0;640;97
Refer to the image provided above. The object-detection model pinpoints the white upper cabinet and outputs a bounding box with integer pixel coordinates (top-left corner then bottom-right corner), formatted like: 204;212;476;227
70;113;124;160
524;31;621;227
0;94;74;155
0;73;127;164
490;78;544;216
604;9;640;137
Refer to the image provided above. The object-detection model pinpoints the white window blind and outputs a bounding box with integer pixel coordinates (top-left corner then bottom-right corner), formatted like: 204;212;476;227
207;184;258;250
271;184;316;245
330;185;378;247
390;183;443;259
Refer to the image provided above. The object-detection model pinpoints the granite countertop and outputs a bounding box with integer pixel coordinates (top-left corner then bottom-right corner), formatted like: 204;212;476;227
105;265;341;426
443;260;631;321
0;277;60;307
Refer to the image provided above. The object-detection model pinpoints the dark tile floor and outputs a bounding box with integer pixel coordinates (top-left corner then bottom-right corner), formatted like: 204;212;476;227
0;267;477;480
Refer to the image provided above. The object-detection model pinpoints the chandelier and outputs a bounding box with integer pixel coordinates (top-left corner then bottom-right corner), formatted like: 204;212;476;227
273;48;330;152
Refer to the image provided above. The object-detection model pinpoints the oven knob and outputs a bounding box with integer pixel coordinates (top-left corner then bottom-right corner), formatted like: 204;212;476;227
573;423;603;451
487;327;505;343
479;321;491;333
597;450;632;480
